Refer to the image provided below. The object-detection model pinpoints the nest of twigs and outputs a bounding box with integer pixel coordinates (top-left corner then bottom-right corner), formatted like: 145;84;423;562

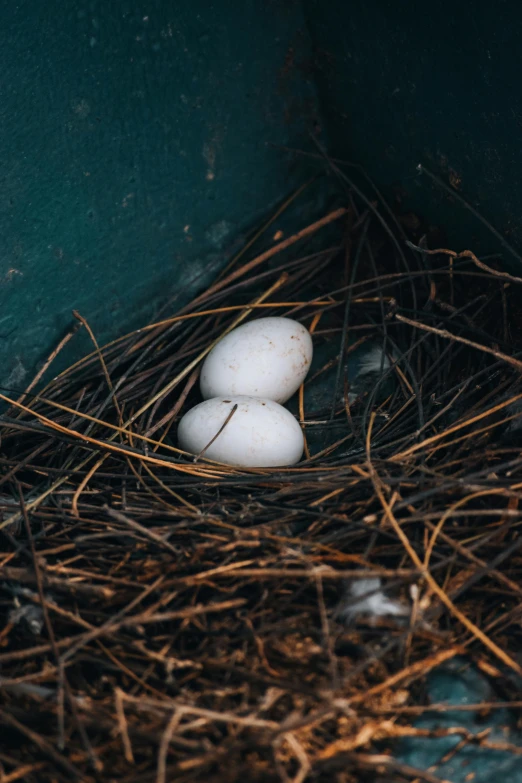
2;171;522;783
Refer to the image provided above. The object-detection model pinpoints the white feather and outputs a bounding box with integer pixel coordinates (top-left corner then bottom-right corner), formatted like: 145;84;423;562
338;577;408;623
346;345;392;403
356;345;391;378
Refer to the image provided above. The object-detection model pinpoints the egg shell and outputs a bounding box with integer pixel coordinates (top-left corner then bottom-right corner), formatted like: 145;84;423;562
177;396;304;467
200;317;313;404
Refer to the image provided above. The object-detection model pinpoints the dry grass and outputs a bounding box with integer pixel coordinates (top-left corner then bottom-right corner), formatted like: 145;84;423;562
1;173;522;782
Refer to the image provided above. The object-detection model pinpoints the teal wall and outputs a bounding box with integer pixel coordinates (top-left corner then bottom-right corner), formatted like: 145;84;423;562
4;0;522;388
304;0;522;267
0;1;319;388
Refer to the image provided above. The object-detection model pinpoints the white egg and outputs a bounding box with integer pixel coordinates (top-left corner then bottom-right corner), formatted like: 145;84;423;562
200;317;313;404
177;396;304;467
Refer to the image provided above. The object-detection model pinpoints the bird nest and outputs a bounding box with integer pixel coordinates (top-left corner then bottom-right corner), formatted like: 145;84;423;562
1;168;522;782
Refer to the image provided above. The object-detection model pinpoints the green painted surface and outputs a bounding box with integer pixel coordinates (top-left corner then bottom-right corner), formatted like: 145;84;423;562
0;0;319;388
7;0;522;386
397;658;522;781
303;0;522;269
